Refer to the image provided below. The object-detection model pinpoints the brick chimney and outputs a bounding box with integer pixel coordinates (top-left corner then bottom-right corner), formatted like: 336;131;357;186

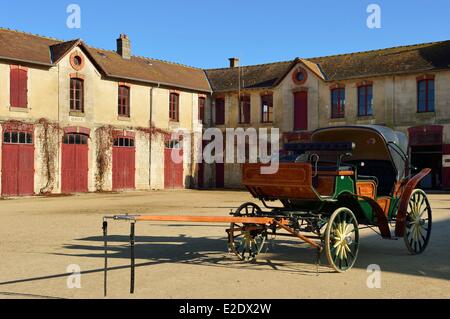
229;57;240;68
117;34;131;60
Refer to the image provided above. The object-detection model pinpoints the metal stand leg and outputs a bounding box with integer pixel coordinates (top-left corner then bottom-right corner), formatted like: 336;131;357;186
103;220;108;297
316;246;322;277
130;221;136;294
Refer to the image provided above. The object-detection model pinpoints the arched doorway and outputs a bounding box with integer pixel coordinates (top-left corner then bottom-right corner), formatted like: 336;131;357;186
164;139;184;189
112;133;136;191
408;125;443;189
1;123;34;196
61;129;89;193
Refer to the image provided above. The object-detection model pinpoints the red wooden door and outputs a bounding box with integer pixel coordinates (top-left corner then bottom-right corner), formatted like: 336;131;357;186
294;91;308;131
112;137;136;190
1;130;34;196
164;143;184;189
61;134;88;193
215;163;224;188
2;144;34;196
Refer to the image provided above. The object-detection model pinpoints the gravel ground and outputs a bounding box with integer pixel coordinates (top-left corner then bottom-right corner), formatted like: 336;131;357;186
0;190;449;299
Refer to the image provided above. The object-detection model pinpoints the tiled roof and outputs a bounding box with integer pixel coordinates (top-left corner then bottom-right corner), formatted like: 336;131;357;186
85;47;211;92
205;60;296;92
0;28;58;65
0;28;211;92
206;40;450;92
309;40;450;81
50;39;81;63
1;28;450;93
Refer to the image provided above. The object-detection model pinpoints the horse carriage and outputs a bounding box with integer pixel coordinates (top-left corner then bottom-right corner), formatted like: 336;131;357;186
233;125;432;271
103;125;432;294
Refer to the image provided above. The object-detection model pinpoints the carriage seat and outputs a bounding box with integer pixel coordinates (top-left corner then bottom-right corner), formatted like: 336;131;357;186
317;165;353;172
356;180;377;199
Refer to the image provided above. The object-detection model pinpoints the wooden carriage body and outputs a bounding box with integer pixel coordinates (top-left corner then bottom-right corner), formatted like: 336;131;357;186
243;125;431;239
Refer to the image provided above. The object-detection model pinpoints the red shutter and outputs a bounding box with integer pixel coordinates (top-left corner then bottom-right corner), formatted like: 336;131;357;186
18;69;28;108
10;68;19;107
244;100;251;123
294;91;308;131
215;98;225;125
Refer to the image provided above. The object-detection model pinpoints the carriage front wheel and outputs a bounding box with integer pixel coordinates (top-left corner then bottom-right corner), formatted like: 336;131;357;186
404;189;432;255
324;207;360;273
227;202;268;262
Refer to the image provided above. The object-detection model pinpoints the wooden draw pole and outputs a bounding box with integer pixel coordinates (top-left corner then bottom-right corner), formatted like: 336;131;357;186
102;214;322;296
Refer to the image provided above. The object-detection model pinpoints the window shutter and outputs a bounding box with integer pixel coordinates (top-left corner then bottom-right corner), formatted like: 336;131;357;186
244;100;250;123
10;68;19;107
18;69;28;108
176;94;179;121
215;99;224;125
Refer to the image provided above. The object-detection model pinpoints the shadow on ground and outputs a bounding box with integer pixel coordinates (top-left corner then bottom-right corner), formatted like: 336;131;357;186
1;219;449;289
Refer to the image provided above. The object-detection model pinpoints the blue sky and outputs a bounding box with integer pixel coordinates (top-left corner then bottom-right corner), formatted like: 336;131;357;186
1;0;449;69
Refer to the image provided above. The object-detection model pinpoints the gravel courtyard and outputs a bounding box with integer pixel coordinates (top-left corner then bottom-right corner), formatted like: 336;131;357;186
0;190;449;299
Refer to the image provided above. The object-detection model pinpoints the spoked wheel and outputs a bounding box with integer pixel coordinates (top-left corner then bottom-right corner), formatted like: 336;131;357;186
227;202;268;262
324;208;359;273
404;189;432;255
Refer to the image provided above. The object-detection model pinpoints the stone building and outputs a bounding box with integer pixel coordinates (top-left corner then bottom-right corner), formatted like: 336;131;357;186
205;42;450;190
1;28;450;196
0;29;211;196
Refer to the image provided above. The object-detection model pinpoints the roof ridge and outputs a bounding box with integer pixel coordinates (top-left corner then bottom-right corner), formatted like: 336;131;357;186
205;59;295;71
86;45;118;54
0;28;201;70
50;38;81;46
0;26;62;42
135;55;201;70
308;39;450;60
87;45;201;70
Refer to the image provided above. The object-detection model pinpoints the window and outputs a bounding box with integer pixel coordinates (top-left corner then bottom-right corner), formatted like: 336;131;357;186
70;78;84;112
358;85;373;117
73;56;82;67
113;137;135;147
169;93;179;122
70;52;85;71
63;133;88;145
418;79;435;113
165;139;182;149
198;97;205;123
331;88;345;118
239;95;251;124
3;131;33;144
118;85;130;117
261;94;273;123
10;67;28;108
292;67;308;85
215;97;225;125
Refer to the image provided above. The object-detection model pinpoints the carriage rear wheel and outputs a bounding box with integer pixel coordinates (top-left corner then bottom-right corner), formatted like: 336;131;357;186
227;202;268;262
324;208;359;273
404;189;432;255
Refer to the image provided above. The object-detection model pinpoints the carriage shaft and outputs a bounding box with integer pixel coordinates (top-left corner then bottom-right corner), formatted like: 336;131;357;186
274;221;322;249
134;215;277;225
